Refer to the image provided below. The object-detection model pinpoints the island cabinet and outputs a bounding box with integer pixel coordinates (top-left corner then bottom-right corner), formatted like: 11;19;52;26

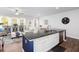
22;33;59;52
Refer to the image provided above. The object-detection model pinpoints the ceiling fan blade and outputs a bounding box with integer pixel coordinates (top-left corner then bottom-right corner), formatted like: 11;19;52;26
8;7;24;15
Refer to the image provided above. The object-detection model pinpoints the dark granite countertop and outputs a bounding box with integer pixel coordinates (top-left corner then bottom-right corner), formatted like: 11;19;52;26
23;29;66;40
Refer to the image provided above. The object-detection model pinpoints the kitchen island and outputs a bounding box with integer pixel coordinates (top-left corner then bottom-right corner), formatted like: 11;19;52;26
22;29;66;52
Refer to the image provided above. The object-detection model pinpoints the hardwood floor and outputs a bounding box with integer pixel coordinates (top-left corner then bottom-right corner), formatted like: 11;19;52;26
59;37;79;52
4;40;22;52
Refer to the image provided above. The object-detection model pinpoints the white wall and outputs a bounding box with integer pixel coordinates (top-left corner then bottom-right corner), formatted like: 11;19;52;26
40;9;79;39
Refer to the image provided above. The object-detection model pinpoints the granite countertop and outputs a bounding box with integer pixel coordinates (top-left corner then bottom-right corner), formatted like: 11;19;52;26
23;29;66;40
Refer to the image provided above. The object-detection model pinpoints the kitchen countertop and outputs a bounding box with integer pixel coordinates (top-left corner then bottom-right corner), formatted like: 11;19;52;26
23;29;66;40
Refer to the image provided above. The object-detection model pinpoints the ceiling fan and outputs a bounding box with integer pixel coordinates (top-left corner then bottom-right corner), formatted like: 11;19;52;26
9;8;24;16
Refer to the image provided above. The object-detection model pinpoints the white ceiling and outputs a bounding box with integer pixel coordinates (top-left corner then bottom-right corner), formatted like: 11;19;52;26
0;7;79;17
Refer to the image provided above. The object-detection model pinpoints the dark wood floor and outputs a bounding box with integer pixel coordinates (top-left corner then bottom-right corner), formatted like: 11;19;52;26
59;37;79;52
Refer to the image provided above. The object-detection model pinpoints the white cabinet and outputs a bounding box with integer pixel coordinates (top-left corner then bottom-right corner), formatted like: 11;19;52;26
34;33;59;52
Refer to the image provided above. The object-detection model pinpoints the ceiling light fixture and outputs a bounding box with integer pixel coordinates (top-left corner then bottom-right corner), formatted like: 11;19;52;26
15;12;19;15
56;7;59;9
